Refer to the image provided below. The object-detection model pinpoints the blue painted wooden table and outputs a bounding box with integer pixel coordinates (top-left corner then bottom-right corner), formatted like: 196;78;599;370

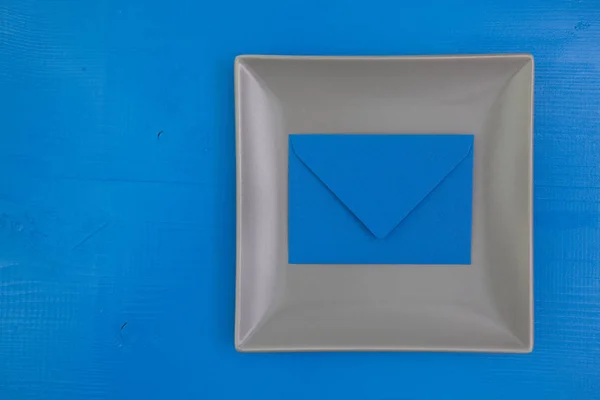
1;0;599;398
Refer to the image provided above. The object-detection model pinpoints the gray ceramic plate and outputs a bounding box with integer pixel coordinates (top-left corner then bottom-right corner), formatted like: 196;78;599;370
235;55;533;352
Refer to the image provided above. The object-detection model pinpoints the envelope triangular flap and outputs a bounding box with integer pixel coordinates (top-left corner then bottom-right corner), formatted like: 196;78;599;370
290;134;473;239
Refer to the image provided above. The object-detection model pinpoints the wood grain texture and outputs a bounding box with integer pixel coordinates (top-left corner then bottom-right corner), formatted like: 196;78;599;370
1;0;599;398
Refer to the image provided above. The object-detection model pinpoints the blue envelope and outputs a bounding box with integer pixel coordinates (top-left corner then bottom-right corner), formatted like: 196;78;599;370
288;134;474;264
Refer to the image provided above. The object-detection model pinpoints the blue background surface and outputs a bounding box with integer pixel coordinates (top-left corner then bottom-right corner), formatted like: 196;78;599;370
0;0;599;398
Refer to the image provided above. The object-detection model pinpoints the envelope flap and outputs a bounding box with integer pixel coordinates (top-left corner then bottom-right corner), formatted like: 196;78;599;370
290;134;474;239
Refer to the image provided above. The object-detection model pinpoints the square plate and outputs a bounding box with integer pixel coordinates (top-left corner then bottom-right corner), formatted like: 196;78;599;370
235;55;534;352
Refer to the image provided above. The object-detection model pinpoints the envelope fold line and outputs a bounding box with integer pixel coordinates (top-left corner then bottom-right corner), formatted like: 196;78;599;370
380;147;473;238
290;142;376;236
